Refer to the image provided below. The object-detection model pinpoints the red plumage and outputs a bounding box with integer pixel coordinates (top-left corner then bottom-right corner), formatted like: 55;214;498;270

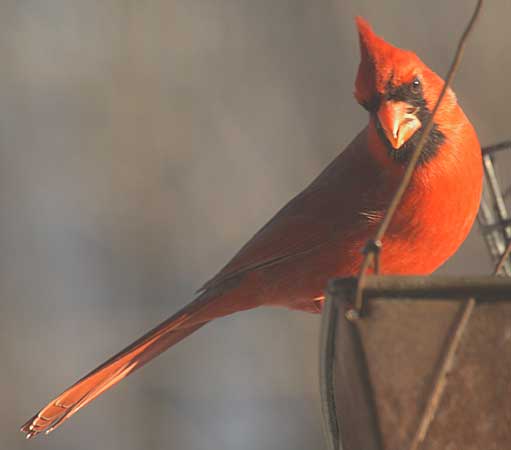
21;17;483;438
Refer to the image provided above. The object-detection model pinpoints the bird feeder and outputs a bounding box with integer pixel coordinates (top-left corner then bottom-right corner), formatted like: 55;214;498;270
320;276;511;450
319;142;511;450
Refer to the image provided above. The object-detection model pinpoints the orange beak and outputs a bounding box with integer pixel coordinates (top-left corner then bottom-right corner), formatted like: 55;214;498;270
377;101;421;149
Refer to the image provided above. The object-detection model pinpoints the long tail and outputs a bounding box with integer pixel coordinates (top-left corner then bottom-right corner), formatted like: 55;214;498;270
20;290;232;438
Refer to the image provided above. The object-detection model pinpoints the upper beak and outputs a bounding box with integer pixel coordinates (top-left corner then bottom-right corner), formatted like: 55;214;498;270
377;101;421;149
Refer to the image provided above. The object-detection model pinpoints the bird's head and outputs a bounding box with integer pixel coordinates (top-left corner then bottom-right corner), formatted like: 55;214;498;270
354;17;457;165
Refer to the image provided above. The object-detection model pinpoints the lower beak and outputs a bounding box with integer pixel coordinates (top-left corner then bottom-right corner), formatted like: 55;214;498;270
377;101;421;149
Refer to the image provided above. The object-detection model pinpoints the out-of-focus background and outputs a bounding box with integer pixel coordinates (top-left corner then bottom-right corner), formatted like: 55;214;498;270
2;1;510;449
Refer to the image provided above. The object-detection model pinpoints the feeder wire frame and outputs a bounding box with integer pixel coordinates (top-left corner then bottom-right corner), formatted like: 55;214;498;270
477;143;511;276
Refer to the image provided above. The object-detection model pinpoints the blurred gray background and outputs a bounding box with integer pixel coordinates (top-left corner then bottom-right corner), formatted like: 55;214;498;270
2;1;510;450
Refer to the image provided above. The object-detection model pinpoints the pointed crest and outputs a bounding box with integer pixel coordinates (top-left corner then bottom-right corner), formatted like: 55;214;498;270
356;16;397;68
354;17;418;106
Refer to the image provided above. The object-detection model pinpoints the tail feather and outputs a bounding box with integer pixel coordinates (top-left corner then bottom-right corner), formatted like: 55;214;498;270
20;292;216;439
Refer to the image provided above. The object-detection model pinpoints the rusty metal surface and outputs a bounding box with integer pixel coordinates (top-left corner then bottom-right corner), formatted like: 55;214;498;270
329;276;511;302
320;286;382;450
358;299;461;450
422;301;511;450
321;276;511;450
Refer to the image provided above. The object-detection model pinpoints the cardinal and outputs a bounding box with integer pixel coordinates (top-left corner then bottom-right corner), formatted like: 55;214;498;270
21;17;483;438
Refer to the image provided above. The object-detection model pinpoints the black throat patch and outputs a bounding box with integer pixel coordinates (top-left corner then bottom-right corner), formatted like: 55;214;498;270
370;80;446;165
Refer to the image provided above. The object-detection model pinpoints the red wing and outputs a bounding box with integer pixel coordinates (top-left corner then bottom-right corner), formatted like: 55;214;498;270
199;140;366;292
200;194;335;290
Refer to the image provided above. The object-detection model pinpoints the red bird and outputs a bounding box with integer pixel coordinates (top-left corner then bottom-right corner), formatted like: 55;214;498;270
21;17;483;438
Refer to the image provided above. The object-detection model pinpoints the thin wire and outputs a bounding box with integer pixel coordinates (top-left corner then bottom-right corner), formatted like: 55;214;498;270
483;155;511;240
352;0;484;315
480;143;511;274
494;238;511;275
482;140;511;156
407;297;476;450
481;141;511;204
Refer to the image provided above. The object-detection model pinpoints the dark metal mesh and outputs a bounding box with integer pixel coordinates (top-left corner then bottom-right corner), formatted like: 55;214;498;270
478;142;511;275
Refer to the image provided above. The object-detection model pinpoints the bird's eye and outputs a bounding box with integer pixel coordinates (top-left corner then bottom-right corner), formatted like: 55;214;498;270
411;78;421;91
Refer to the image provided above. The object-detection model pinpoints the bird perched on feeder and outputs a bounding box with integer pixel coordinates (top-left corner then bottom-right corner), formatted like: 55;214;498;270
21;17;483;438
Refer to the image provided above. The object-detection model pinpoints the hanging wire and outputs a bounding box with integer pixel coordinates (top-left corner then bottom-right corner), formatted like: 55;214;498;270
494;239;511;275
482;140;511;155
349;0;485;318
